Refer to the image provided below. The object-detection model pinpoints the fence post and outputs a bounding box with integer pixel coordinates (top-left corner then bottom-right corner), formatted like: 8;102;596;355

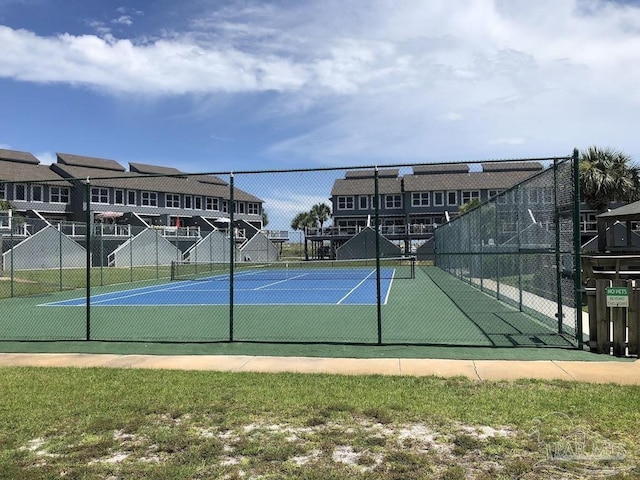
627;280;638;356
59;222;63;291
586;287;598;351
611;279;626;357
229;173;235;342
572;149;583;348
374;167;382;345
10;224;14;298
596;279;610;354
554;158;564;334
85;179;91;341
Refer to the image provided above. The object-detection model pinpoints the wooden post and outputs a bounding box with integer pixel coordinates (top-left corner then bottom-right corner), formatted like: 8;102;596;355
596;279;610;354
586;288;598;351
611;279;626;357
630;280;639;356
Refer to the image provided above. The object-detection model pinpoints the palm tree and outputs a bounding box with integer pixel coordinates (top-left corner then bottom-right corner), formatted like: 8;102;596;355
310;203;331;232
579;146;640;213
261;209;269;228
291;211;317;232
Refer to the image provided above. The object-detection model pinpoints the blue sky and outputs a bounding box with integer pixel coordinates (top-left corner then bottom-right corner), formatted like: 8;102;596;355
1;0;640;229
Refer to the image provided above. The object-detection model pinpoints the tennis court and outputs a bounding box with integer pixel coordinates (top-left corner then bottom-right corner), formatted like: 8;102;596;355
43;262;399;307
0;259;576;347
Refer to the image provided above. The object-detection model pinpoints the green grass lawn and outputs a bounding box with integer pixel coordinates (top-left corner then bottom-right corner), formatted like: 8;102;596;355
1;368;638;479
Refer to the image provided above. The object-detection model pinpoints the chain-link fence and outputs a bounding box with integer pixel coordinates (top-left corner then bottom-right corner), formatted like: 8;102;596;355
0;156;582;347
434;156;582;347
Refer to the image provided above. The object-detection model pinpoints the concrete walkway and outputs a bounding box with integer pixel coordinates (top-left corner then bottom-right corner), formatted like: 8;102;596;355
1;353;639;385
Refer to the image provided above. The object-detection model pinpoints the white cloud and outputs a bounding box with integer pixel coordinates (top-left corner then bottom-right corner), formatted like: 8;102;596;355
260;192;331;230
1;0;640;162
112;15;133;26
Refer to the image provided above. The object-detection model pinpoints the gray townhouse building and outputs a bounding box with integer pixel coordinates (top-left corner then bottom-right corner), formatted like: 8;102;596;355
1;148;283;269
0;149;264;231
0;149;75;225
307;162;553;256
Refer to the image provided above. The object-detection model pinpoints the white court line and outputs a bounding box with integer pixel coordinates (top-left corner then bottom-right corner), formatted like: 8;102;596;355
253;273;310;290
88;283;202;304
42;281;202;306
383;269;396;305
336;270;376;304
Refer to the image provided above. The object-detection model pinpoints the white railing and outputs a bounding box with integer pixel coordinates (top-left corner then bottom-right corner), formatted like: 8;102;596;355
305;224;436;237
263;230;289;240
153;226;201;238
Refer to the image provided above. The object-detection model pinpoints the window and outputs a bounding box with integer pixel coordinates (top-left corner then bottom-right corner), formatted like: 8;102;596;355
358;195;368;210
206;197;219;211
184;195;193;209
234;202;246;214
194;196;202;210
411;192;430;207
528;188;540;204
222;200;228;213
447;191;457;206
14;184;26;201
141;191;157;207
337;196;354;210
488;190;501;199
166;193;180;208
31;185;43;202
248;203;259;215
0;183;5;199
127;191;137;206
434;191;444;206
50;186;70;204
114;189;124;205
461;190;480;204
91;187;109;204
385;195;402;209
543;187;554;204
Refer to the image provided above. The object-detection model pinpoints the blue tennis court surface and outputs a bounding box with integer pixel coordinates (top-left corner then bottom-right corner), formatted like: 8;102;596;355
44;267;397;306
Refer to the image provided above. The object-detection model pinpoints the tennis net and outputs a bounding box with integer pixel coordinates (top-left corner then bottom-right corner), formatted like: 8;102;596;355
170;257;416;282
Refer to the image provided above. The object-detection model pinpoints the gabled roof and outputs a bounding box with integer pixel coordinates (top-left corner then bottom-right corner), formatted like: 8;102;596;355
0;148;40;165
403;170;540;191
345;169;399;179
331;177;402;196
50;162;262;202
57;152;126;172
481;162;543;172
0;149;70;184
412;164;469;175
129;162;184;175
597;201;640;220
196;175;229;186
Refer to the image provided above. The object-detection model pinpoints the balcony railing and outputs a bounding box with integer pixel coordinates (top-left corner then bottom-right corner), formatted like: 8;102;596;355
305;224;436;237
262;230;289;240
